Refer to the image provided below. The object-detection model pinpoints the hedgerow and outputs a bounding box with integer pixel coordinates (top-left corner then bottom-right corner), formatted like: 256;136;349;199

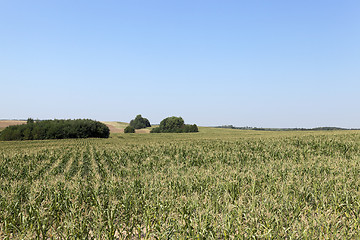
0;119;110;141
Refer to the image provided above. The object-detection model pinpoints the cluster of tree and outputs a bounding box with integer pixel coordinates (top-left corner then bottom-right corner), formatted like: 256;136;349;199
151;116;198;133
0;119;110;141
129;115;151;129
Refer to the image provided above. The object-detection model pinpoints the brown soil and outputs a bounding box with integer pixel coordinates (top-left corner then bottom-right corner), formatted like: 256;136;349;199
0;120;27;129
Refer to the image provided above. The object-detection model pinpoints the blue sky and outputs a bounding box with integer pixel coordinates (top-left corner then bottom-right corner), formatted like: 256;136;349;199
1;1;359;128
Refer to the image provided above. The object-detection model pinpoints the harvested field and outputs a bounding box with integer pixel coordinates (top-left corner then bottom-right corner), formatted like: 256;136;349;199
101;121;129;133
0;120;26;130
103;123;124;133
102;121;151;134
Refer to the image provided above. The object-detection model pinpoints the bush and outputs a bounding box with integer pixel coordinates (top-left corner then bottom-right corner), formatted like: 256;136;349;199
151;116;198;133
0;119;110;141
183;124;199;133
124;126;135;133
129;115;151;129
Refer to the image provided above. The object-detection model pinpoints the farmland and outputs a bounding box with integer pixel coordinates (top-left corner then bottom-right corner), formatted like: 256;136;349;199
0;120;26;132
1;129;360;239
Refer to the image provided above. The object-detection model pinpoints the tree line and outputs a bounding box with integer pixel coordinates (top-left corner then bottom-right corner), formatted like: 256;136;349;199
0;119;110;141
215;125;353;131
125;115;199;133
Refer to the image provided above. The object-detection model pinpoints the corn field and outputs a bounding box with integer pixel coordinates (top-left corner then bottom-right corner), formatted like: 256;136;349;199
0;129;360;239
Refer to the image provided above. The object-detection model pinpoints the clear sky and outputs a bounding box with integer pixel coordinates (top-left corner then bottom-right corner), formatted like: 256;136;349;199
1;1;359;128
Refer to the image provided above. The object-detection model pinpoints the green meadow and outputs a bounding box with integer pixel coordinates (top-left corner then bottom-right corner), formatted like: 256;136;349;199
1;128;360;239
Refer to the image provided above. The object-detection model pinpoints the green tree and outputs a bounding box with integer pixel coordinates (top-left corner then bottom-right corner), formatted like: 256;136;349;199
159;116;184;132
129;115;151;129
27;118;34;124
151;116;198;133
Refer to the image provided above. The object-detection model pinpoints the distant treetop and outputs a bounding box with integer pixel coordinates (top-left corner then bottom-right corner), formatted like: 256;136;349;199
129;115;151;129
27;118;34;124
151;116;198;133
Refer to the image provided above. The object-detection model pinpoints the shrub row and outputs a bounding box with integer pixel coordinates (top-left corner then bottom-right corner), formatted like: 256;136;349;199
0;119;110;141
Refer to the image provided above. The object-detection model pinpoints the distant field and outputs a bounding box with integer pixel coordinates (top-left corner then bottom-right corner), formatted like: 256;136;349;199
101;121;128;133
102;121;152;134
0;120;26;131
1;128;360;238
